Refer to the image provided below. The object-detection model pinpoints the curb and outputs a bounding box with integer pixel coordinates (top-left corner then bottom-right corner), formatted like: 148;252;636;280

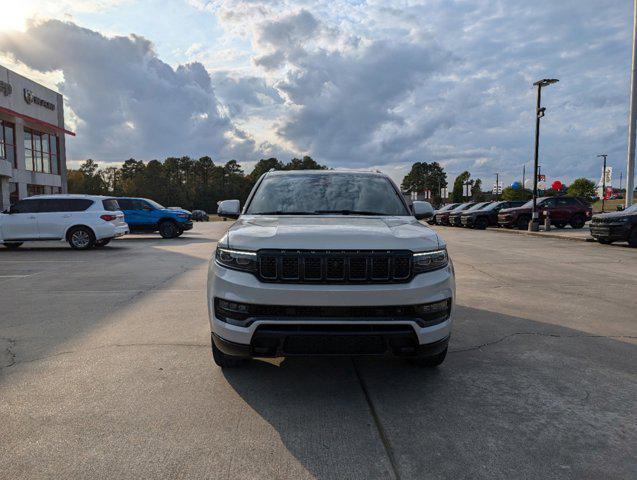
484;227;593;242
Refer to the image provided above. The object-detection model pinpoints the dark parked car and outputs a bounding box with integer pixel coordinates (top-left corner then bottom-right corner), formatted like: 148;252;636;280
461;200;526;229
429;203;459;225
192;210;209;222
590;204;637;247
436;202;476;226
498;197;592;230
449;202;489;226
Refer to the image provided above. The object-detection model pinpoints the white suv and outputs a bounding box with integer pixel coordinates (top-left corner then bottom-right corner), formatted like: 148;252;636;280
207;170;455;368
0;194;129;250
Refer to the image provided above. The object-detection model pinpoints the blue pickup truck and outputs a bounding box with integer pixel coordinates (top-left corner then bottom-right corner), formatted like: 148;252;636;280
115;198;193;238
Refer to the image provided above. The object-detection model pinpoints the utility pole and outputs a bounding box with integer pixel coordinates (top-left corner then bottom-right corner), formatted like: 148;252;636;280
530;78;559;231
495;172;499;200
598;154;608;213
620;170;623;191
626;0;637;207
522;164;526;192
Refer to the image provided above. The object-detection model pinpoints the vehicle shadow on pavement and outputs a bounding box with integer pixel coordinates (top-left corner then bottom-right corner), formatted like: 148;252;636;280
221;305;636;480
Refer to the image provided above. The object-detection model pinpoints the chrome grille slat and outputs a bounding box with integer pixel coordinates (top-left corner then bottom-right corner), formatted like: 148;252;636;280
257;250;412;284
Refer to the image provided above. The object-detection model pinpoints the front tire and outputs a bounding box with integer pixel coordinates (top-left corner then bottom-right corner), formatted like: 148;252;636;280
3;242;23;249
211;335;246;368
474;216;489;230
410;348;447;367
597;238;613;245
517;216;530;230
628;227;637;248
570;214;585;229
68;227;95;250
159;221;179;239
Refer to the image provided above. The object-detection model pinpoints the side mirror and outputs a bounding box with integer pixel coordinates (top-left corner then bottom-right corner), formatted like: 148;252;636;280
217;199;241;219
412;201;434;220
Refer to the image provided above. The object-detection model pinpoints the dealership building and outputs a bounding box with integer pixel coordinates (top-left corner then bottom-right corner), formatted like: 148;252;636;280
0;64;72;210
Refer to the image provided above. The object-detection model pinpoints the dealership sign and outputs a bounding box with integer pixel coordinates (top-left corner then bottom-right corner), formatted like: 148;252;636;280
0;80;11;96
23;88;55;111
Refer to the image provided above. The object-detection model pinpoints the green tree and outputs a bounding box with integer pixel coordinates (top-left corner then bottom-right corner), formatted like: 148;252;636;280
401;162;426;193
76;159;106;194
451;171;471;203
285;156;327;170
249;157;284;182
471;178;484;201
501;186;532;201
567;178;596;201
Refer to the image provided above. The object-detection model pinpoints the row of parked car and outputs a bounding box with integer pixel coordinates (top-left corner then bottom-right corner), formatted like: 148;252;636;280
431;197;592;230
0;194;198;250
429;196;637;247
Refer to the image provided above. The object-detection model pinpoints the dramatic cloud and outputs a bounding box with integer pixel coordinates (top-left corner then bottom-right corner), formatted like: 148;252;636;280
0;1;633;185
0;19;259;162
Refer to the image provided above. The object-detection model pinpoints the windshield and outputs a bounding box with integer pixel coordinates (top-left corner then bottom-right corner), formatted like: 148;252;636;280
145;199;165;210
437;203;457;212
466;202;491;212
482;201;504;211
246;173;410;216
450;203;472;212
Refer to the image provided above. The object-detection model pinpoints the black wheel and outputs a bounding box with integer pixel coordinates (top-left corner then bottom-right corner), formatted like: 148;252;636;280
569;214;585;229
67;227;95;250
474;216;489;230
159;221;179;239
517;216;530;230
95;239;112;248
597;238;612;245
552;222;566;229
211;335;246;368
3;242;23;249
628;227;637;248
175;229;184;238
409;348;447;367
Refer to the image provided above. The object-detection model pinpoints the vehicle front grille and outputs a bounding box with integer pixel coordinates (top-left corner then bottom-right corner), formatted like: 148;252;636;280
257;250;412;283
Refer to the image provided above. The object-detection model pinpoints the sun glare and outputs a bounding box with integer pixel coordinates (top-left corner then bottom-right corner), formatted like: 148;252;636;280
0;3;31;32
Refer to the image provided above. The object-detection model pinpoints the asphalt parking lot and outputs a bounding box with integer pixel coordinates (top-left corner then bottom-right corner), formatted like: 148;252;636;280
1;223;636;480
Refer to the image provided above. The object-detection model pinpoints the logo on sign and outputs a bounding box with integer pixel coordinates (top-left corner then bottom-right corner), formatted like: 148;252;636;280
0;80;11;97
23;88;55;110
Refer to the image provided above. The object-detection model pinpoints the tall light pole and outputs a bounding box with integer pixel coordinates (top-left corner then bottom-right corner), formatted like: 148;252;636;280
626;0;637;208
598;154;608;213
495;172;500;200
529;78;559;231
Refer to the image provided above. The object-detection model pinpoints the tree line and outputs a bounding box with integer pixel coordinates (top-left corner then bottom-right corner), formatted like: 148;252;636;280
68;156;327;212
400;162;598;204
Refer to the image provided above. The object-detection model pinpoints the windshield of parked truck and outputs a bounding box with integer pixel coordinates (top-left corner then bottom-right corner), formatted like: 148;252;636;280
466;202;491;212
246;173;410;216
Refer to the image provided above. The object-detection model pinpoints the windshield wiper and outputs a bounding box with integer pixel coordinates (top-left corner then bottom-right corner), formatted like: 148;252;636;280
252;211;318;215
314;210;386;215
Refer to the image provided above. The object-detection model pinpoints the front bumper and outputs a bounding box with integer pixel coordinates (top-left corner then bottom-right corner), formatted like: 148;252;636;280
207;261;455;353
590;224;630;241
179;221;194;231
460;215;474;227
498;216;515;227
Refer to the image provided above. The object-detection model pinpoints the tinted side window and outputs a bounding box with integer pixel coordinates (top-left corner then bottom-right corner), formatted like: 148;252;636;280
68;199;93;211
11;200;40;213
116;199;133;209
134;200;150;210
103;199;120;211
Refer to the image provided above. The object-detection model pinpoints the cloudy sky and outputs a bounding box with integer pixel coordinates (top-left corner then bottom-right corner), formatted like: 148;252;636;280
0;0;632;187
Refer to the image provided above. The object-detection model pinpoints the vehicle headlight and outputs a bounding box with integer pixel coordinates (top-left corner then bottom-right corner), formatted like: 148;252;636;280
215;247;257;272
413;248;448;273
618;217;629;223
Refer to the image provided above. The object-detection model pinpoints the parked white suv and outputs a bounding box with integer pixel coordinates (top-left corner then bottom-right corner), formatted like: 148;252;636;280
207;170;455;368
0;194;129;250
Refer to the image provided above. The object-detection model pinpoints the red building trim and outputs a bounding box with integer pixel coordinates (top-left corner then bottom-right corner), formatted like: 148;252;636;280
0;105;75;136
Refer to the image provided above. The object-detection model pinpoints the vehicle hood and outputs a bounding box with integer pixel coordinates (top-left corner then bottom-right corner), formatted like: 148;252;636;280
593;211;631;220
224;215;443;251
499;207;529;214
162;208;190;216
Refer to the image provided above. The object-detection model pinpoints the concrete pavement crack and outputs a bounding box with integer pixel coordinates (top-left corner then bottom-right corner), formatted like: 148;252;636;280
351;358;401;480
450;332;637;354
1;337;16;368
0;342;208;369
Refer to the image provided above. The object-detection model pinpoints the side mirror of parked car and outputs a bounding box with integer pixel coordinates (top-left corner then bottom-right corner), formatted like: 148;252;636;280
217;199;241;219
412;201;434;220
